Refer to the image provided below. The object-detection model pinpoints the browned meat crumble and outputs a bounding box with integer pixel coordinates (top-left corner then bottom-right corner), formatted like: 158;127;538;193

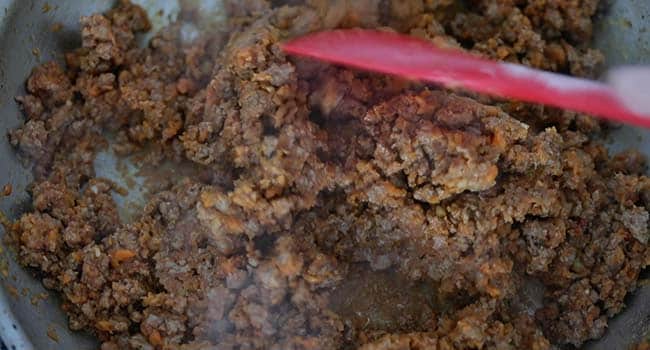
7;0;650;349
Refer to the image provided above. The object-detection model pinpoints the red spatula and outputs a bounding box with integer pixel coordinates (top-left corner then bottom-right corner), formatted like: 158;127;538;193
282;29;650;128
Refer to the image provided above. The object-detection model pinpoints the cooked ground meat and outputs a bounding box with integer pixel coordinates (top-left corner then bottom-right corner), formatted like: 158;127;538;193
7;0;650;349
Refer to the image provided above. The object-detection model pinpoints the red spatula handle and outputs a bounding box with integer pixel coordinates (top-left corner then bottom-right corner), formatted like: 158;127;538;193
283;29;650;128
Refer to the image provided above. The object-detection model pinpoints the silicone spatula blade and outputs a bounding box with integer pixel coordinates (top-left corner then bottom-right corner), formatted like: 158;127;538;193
282;29;650;128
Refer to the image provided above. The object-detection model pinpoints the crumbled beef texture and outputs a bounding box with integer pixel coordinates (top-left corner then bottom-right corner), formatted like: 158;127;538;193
439;0;605;129
354;91;529;204
443;0;603;74
24;62;74;108
70;0;150;74
8;1;650;349
358;300;550;350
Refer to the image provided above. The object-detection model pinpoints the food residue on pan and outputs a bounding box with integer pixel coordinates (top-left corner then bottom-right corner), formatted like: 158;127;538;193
0;258;8;278
0;212;11;231
50;22;63;33
4;0;650;349
4;283;18;299
30;292;49;307
2;184;11;197
47;324;59;342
